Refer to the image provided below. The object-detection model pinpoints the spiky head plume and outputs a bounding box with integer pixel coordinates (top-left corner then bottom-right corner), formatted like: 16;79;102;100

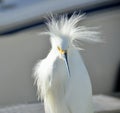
40;13;101;49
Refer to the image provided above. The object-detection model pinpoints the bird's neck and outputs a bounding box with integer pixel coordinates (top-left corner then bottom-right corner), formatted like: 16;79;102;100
47;47;59;61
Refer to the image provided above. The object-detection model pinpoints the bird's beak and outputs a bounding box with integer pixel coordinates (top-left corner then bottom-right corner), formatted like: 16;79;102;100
57;47;71;77
63;52;71;77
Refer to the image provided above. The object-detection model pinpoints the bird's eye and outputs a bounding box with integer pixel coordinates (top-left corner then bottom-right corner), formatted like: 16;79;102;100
57;47;66;54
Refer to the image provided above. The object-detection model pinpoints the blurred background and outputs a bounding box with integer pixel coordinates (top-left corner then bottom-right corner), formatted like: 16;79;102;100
0;0;120;108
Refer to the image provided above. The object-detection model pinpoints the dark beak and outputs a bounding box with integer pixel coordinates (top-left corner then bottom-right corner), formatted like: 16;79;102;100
64;52;71;77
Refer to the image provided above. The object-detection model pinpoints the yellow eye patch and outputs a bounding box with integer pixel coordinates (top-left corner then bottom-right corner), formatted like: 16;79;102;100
57;47;67;54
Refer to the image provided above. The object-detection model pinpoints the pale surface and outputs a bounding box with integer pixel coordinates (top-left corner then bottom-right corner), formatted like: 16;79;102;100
0;95;120;113
93;95;120;113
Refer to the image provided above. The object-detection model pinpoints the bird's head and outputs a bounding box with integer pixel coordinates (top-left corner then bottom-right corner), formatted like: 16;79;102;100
50;35;69;56
39;13;101;77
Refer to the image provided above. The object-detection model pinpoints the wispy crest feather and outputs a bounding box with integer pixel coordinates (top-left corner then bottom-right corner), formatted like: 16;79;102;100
43;13;101;46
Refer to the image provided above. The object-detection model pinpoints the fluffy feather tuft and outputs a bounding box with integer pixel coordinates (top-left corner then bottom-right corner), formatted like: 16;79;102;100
42;13;101;49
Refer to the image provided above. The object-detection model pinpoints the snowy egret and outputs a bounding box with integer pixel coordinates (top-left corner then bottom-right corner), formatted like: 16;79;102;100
34;13;100;113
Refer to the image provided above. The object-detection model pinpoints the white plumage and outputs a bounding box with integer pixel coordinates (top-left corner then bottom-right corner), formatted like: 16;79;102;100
34;13;100;113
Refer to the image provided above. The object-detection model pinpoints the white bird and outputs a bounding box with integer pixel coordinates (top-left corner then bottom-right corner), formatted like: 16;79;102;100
34;13;100;113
